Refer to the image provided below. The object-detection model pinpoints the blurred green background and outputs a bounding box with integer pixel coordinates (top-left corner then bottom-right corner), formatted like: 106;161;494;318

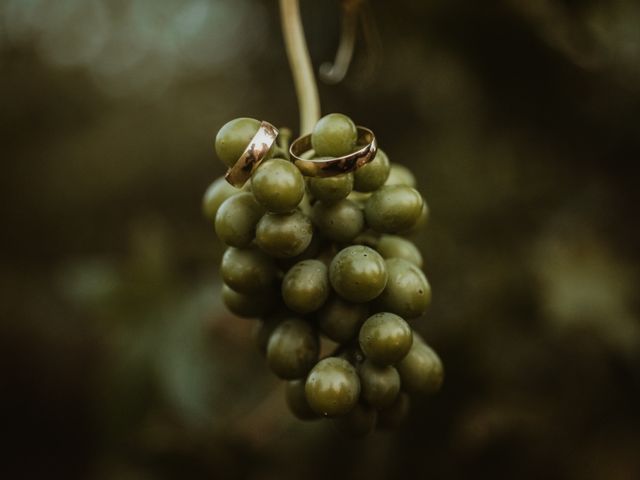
1;0;640;478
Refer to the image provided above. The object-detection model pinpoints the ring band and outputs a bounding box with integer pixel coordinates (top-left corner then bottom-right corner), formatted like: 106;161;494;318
225;121;279;187
289;126;377;177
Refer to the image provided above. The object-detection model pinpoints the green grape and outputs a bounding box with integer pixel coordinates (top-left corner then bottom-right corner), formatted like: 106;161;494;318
311;199;364;244
311;113;357;157
251;158;305;213
364;185;424;233
396;337;443;395
276;232;324;271
384;162;417;187
333;403;377;437
282;259;330;314
266;319;319;380
215;192;264;247
298;191;313;217
202;177;240;222
402;201;429;235
358;359;401;408
256;211;313;258
220;247;277;293
285;379;319;421
376;235;423;268
254;309;302;355
375;258;431;319
345;190;371;208
221;283;276;318
359;312;413;365
307;173;354;204
253;316;281;357
305;357;360;417
215;117;261;168
354;149;390;192
329;245;388;303
377;392;410;430
316;296;368;343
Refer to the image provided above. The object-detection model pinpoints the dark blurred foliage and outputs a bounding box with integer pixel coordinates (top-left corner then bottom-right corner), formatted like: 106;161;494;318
1;0;640;479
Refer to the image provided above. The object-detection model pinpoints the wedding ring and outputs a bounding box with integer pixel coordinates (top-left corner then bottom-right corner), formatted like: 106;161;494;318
224;121;279;187
289;126;377;177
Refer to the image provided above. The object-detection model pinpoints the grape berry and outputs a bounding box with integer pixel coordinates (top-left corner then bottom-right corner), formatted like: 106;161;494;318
205;113;443;436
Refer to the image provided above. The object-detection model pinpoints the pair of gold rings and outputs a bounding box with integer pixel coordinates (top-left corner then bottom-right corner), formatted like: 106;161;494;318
224;121;377;187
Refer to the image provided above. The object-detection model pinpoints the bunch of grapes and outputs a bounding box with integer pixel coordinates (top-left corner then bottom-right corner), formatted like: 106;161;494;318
203;113;443;436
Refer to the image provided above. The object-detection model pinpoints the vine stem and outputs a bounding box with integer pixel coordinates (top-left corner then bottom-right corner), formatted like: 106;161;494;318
279;0;321;135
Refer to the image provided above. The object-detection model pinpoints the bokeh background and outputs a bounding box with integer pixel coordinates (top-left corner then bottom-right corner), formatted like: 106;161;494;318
2;0;640;478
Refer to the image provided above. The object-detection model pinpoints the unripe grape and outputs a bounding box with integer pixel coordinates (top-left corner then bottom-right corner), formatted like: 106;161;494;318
375;258;431;319
307;173;353;204
396;339;444;395
253;316;281;356
221;283;276;318
376;235;423;268
305;357;360;417
311;199;364;244
298;192;313;216
311;113;357;157
354;149;390;192
359;312;413;365
282;260;330;314
220;247;277;293
276;232;324;271
365;185;424;233
285;380;319;420
255;309;302;355
402;201;429;234
215;192;264;247
384;162;417;187
215;117;261;168
345;190;371;208
251;158;305;213
316;296;368;343
266;319;319;380
358;359;401;408
329;245;388;303
256;211;313;258
202;177;240;221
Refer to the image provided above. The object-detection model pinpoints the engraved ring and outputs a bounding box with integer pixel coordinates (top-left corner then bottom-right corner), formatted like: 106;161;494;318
289;126;377;177
224;121;279;187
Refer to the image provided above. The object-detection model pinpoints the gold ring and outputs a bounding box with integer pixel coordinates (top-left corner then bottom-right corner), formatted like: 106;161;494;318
224;121;279;187
289;126;377;177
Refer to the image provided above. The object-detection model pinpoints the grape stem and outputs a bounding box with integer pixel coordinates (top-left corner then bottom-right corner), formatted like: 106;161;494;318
273;127;292;159
279;0;321;135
